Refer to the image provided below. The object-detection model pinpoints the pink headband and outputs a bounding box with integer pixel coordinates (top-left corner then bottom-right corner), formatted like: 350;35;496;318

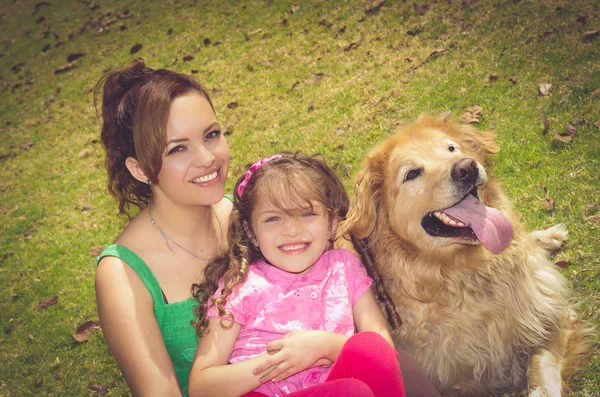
236;155;282;197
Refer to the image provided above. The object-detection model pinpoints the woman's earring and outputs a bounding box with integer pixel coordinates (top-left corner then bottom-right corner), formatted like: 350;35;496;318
147;179;152;186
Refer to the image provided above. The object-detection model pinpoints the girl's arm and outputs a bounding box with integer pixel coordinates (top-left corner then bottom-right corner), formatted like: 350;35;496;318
352;289;395;346
96;257;182;397
189;318;275;397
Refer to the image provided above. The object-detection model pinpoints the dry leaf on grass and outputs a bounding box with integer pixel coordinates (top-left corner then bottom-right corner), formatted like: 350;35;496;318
89;245;104;256
72;320;101;342
460;105;483;124
366;0;385;13
555;261;571;269
543;198;555;211
89;383;112;396
130;43;142;54
538;83;552;96
38;296;58;309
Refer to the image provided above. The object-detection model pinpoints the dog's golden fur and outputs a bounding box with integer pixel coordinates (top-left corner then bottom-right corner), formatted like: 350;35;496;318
340;114;595;396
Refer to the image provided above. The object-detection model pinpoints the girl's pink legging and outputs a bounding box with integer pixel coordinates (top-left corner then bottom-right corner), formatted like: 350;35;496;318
243;332;405;397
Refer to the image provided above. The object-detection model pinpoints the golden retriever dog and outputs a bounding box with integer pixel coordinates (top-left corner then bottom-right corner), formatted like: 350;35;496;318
339;114;595;396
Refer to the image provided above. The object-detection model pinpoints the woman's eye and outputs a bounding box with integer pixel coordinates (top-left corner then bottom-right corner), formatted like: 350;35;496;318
403;169;421;182
205;130;221;141
167;145;184;155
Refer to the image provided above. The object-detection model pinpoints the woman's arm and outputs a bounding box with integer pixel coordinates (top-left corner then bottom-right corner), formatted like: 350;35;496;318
95;257;182;397
353;289;395;346
189;318;273;397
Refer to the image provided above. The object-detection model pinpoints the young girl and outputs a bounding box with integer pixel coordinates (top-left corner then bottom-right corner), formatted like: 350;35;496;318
189;152;406;397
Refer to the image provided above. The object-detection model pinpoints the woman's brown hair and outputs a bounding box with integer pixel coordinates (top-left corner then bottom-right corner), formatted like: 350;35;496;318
192;152;349;336
94;58;214;218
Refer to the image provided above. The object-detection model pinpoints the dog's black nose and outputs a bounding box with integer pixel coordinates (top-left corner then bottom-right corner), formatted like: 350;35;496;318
452;158;478;184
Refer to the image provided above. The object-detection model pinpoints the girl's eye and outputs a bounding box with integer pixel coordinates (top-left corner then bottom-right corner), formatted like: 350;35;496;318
205;130;221;141
301;211;317;218
265;216;280;223
403;169;421;182
167;145;185;155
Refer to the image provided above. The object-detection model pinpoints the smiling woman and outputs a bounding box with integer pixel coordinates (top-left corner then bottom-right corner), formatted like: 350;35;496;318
93;59;232;397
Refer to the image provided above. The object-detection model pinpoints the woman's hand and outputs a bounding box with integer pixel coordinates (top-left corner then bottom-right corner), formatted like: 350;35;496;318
253;330;347;383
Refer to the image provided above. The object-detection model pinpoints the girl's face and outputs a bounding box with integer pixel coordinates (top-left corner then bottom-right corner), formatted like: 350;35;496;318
155;92;230;207
250;194;336;274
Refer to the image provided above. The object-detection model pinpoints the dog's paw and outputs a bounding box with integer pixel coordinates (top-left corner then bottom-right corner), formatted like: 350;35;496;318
531;224;568;255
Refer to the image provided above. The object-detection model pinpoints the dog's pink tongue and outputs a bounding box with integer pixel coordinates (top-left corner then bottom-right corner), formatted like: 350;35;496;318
443;195;513;254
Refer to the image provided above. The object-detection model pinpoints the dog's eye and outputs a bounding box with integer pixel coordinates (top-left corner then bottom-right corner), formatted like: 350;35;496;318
403;169;421;182
448;144;456;152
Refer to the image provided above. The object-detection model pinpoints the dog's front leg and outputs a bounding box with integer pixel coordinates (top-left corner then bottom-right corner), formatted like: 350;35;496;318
527;343;565;397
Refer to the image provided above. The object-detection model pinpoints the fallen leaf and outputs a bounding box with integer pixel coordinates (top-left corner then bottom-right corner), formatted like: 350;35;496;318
280;16;288;27
538;83;552;96
89;383;113;396
291;4;300;13
489;75;498;83
413;3;429;16
318;12;328;24
290;81;302;91
552;130;572;143
78;148;92;158
24;227;37;239
182;55;194;62
543;198;555;210
33;2;51;14
36;16;46;24
459;105;483;124
190;69;198;74
54;62;77;74
306;102;314;112
11;63;25;73
309;73;324;84
583;28;599;40
227;101;238;109
66;53;84;63
38;296;58;309
117;10;132;19
576;15;586;24
167;28;173;35
81;206;92;211
248;28;263;36
130;43;142;54
343;40;361;51
72;320;101;342
542;114;549;134
508;77;518;84
89;245;104;256
41;43;50;53
35;378;44;388
566;123;577;137
336;127;344;136
20;142;33;151
222;123;234;136
366;0;385;13
36;31;50;40
594;120;600;129
555;261;571;268
203;38;211;46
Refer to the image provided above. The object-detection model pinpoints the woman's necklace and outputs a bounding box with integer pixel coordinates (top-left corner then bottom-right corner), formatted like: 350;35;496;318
147;203;224;261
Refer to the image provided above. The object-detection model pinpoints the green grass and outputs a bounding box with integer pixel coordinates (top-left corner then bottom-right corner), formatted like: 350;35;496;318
1;0;599;395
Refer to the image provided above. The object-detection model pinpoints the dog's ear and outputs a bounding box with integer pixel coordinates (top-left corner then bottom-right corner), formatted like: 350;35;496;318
342;157;382;240
460;125;500;158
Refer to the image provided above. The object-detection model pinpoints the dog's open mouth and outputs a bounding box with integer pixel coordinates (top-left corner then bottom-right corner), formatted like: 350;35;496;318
421;188;514;254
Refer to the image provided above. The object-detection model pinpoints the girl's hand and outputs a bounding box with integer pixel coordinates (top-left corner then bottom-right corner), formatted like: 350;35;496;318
253;330;335;383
